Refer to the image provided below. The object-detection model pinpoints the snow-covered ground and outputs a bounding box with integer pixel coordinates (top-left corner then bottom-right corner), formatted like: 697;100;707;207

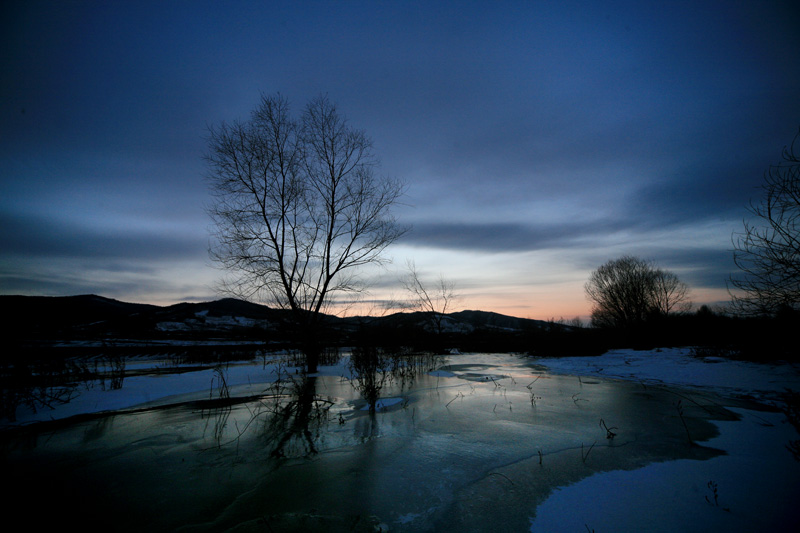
530;405;798;532
530;347;800;532
534;347;800;403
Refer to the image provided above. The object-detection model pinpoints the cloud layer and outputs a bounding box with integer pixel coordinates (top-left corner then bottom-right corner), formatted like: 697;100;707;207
2;1;798;317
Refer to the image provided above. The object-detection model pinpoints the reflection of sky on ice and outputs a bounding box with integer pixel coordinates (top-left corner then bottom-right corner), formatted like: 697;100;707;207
3;350;799;531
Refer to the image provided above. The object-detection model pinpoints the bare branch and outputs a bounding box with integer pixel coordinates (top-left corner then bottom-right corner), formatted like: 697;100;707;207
730;128;800;316
206;94;407;371
402;261;459;335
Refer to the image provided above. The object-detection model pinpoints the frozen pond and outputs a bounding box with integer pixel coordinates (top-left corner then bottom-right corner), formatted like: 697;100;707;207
2;351;798;531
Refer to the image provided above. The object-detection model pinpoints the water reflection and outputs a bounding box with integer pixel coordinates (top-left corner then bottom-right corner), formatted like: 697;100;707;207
349;346;391;414
196;350;443;459
259;375;335;457
2;353;742;532
349;348;440;414
352;411;381;443
201;401;231;446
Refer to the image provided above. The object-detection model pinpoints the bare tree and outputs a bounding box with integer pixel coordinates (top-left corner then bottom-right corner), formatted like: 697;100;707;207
402;261;458;336
585;256;690;329
206;94;405;372
730;128;800;316
651;269;690;315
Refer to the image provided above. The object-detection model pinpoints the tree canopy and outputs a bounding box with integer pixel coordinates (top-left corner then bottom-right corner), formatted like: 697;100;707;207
586;256;689;329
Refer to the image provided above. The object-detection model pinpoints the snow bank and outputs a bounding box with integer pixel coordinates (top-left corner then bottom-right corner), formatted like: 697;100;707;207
529;407;800;532
529;348;800;532
533;347;800;402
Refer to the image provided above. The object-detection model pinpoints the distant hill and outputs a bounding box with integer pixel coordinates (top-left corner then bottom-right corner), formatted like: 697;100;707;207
338;309;549;332
2;294;156;324
0;294;554;348
1;295;158;339
0;295;284;341
450;310;544;331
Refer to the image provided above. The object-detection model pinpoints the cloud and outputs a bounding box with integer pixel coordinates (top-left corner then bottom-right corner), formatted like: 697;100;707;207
401;220;630;253
647;248;738;290
2;0;798;315
0;211;205;262
0;266;216;305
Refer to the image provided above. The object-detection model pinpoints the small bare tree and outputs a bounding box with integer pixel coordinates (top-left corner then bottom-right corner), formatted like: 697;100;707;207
730;128;800;316
402;261;458;336
206;94;405;372
585;256;690;329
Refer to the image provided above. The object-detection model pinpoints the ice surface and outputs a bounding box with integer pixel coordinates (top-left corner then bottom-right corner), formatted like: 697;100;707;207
3;349;799;531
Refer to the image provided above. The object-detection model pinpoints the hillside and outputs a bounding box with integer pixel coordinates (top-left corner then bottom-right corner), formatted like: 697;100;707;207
0;294;553;347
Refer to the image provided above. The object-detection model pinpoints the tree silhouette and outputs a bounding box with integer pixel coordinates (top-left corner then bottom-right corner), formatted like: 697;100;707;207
206;94;405;372
586;256;689;329
730;128;800;316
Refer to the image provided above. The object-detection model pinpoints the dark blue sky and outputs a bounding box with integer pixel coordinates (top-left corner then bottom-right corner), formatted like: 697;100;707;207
2;0;799;318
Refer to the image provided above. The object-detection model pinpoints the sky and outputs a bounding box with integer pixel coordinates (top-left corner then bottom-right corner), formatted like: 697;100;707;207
2;0;799;320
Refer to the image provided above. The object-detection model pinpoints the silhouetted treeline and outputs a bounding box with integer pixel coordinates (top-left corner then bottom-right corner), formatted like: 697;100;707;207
575;306;799;362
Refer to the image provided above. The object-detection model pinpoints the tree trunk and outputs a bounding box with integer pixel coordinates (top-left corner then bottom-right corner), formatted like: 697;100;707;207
303;336;321;374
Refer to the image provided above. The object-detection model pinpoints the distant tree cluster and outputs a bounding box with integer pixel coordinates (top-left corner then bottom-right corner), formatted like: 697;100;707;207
730;129;800;316
585;255;689;329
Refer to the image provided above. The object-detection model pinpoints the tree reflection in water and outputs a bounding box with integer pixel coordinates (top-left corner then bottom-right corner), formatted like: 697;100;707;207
349;347;442;413
228;350;443;459
349;346;393;415
259;374;335;458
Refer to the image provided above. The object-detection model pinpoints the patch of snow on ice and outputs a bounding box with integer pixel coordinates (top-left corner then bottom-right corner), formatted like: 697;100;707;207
360;397;404;411
534;348;800;401
396;512;422;524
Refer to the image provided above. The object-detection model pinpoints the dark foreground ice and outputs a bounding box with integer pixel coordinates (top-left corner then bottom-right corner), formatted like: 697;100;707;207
1;353;791;531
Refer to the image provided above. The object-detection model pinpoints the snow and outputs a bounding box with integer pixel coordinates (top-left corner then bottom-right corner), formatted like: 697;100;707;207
529;348;800;532
529;406;799;532
360;397;405;411
3;354;355;428
533;347;800;402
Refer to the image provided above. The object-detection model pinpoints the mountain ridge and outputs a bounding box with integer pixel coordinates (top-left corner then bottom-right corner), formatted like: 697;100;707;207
0;294;552;341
